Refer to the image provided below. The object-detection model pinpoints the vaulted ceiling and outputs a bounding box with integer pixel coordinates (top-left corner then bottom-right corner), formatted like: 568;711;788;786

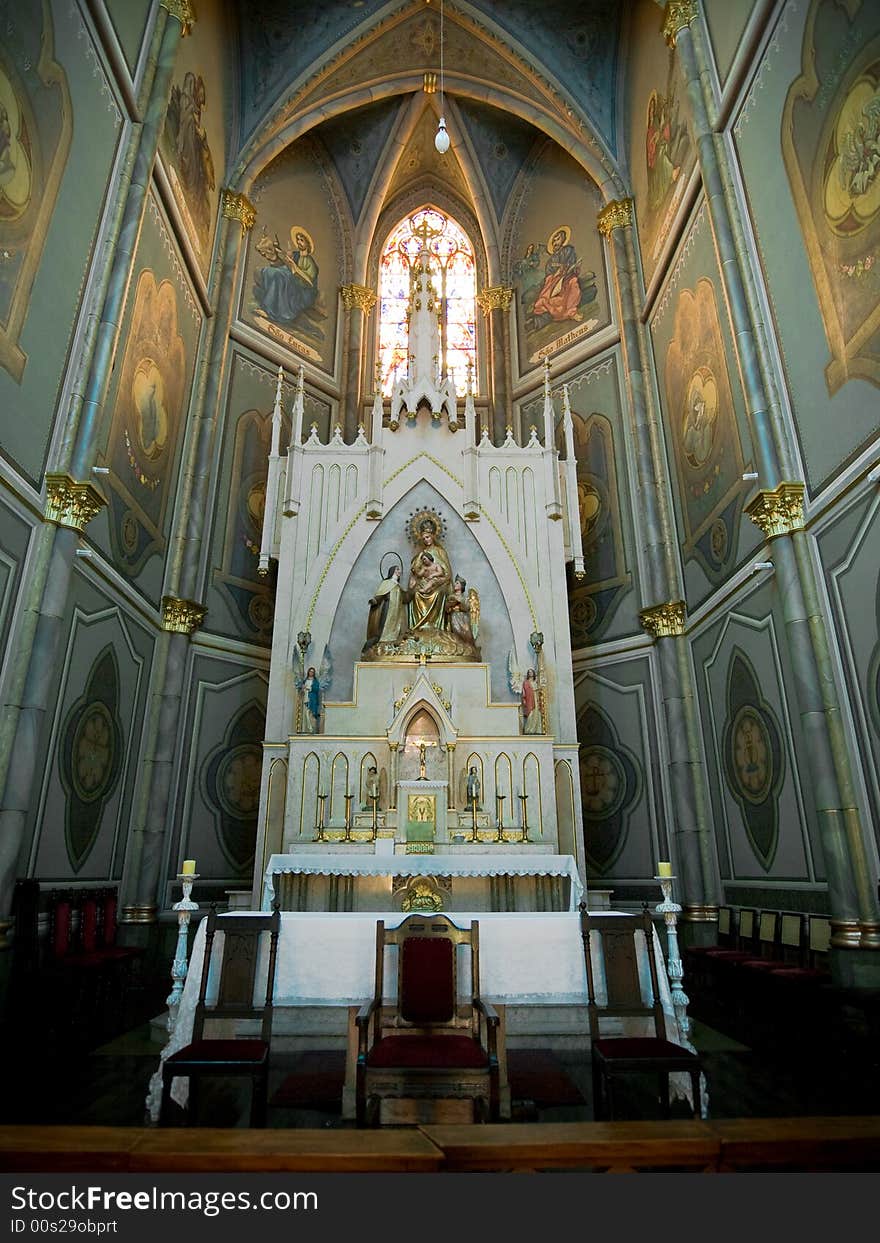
231;0;625;191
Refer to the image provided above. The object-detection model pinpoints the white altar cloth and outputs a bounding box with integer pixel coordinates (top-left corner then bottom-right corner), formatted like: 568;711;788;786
263;852;584;911
147;909;697;1119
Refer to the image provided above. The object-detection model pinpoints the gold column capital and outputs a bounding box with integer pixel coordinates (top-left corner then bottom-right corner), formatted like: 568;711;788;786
160;0;196;35
45;473;107;533
119;903;158;925
162;595;207;635
476;285;514;314
662;0;698;47
597;198;634;237
681;904;720;923
638;599;687;638
221;189;256;231
339;283;378;313
745;482;805;538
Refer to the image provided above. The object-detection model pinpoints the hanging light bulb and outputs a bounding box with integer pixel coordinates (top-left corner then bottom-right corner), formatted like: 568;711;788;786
435;116;450;154
434;0;449;154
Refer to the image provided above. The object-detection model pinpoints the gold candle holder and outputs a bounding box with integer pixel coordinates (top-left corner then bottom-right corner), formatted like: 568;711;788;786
494;793;505;843
470;795;479;843
370;793;379;840
314;793;328;842
343;793;354;842
518;793;530;843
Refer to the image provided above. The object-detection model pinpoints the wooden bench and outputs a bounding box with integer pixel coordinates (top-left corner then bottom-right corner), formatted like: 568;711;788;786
3;1118;879;1172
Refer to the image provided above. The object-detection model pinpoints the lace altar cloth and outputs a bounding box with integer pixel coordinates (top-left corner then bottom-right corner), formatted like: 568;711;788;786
263;852;585;912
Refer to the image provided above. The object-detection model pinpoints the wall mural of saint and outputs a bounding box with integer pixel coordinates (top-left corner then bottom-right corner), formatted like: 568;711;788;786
0;10;72;382
664;278;746;580
555;409;630;645
251;223;326;358
783;0;880;392
102;271;186;575
514;224;599;364
639;48;692;275
164;70;216;257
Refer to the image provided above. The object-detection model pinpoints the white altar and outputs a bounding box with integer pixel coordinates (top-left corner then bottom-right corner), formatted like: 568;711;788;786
263;851;584;913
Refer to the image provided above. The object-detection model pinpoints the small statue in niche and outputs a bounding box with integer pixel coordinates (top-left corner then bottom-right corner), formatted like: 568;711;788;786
363;554;406;653
466;765;481;810
362;765;380;810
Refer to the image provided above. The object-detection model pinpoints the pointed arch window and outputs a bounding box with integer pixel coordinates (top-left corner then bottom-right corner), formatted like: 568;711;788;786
377;207;477;396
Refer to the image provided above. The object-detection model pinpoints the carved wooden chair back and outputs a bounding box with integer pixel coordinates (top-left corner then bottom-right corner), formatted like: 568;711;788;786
193;906;281;1044
581;909;666;1042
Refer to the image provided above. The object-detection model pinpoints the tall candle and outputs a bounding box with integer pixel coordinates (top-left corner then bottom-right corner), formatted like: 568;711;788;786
181;859;196;875
657;861;672;878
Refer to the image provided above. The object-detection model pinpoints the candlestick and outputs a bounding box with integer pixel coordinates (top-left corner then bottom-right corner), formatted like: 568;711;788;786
469;793;479;843
517;793;530;843
494;793;505;843
181;859;196;875
145;871;200;1123
314;792;328;842
167;872;200;1035
654;872;695;1052
370;792;379;840
344;793;354;842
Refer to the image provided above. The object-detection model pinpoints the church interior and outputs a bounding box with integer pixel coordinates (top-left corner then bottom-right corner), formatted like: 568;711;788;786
2;0;880;1174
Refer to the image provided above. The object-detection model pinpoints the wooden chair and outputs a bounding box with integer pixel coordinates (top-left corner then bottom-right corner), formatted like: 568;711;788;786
580;907;703;1121
355;914;501;1127
159;905;281;1128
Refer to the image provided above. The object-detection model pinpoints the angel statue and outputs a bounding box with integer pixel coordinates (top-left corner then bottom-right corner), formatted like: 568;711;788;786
361;764;387;810
293;646;333;734
446;575;480;655
508;649;543;735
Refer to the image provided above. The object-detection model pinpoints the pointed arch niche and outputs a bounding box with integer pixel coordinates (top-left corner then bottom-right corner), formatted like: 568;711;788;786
376;206;478;397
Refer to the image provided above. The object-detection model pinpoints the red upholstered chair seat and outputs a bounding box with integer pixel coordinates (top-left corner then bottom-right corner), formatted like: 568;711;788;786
704;949;751;960
593;1037;698;1062
367;1033;487;1070
739;959;781;971
769;967;826;980
167;1039;268;1065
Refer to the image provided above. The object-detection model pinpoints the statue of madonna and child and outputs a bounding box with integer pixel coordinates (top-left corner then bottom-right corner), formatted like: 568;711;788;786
362;511;481;661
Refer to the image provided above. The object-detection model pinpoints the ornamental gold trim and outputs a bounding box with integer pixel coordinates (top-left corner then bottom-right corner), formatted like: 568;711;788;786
340;283;378;313
662;0;698;47
638;600;687;638
44;473;107;533
597;198;634;237
162;595;207;635
830;918;861;949
221;189;256;231
476;285;514;314
681;904;719;923
859;921;880;950
745;482;805;538
160;0;196;35
119;903;158;925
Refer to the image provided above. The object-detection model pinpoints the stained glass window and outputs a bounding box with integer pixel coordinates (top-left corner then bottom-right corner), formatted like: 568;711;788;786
377;207;477;397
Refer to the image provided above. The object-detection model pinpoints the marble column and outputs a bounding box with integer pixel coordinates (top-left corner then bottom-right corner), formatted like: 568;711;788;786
598;199;717;924
667;3;880;964
340;284;377;439
121;192;256;923
0;0;193;924
476;286;513;443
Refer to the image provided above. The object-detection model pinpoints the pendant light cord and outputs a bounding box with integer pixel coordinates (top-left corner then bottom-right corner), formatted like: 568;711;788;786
439;0;445;116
